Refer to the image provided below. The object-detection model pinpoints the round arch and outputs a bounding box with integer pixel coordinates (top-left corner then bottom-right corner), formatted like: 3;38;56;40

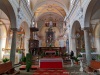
70;21;83;56
20;21;30;54
84;0;98;27
0;0;16;28
84;0;100;54
71;21;82;37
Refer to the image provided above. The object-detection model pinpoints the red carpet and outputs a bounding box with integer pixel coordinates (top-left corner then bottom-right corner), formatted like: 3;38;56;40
33;69;69;75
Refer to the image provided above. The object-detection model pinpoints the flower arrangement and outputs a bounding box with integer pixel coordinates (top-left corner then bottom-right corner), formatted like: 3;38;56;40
2;58;9;63
77;54;82;57
49;43;52;47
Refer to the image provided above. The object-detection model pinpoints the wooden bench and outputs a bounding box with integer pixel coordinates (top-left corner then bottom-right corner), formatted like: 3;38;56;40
85;60;100;72
0;62;20;75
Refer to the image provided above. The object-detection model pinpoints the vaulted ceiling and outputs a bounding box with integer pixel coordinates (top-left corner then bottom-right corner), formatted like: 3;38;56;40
31;0;70;22
30;0;70;30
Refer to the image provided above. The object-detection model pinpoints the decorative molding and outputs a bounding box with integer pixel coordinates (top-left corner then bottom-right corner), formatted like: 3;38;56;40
9;0;33;28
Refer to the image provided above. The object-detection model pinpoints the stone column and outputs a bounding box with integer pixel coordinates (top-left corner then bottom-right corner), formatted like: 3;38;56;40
10;28;17;66
84;29;92;65
68;25;71;53
71;38;77;56
24;37;29;55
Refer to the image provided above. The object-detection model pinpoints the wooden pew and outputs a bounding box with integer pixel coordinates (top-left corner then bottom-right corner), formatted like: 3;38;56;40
0;62;20;75
85;60;100;73
88;60;100;72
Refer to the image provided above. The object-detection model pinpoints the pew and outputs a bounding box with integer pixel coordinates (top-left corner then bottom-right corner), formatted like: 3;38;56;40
0;62;20;75
85;60;100;73
88;60;100;72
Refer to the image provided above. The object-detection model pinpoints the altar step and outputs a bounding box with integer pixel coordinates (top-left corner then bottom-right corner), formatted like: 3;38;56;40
33;69;69;75
32;55;39;65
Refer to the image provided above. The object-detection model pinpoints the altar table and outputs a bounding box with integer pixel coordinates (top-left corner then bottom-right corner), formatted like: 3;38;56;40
45;51;56;55
39;58;63;69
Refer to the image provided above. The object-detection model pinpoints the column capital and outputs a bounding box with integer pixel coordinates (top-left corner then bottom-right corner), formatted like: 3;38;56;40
81;27;90;30
10;28;18;31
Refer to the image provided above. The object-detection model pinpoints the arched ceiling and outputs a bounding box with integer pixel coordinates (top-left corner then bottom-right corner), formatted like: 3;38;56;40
31;0;70;22
0;9;10;26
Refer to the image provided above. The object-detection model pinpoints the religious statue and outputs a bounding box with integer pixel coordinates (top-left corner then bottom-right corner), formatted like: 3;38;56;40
46;27;55;47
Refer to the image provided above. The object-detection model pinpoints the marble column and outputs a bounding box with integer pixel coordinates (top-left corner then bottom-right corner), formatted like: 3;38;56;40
71;38;77;56
10;28;17;66
84;29;92;65
24;37;29;55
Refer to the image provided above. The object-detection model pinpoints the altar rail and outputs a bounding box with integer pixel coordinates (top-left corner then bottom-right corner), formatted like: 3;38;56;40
39;47;65;52
80;52;99;63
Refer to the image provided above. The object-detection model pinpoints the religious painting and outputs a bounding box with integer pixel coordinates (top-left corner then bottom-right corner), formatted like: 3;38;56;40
46;27;55;47
45;22;49;27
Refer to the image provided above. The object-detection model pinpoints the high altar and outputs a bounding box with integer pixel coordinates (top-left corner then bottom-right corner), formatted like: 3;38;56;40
46;27;55;47
39;47;64;69
39;58;63;69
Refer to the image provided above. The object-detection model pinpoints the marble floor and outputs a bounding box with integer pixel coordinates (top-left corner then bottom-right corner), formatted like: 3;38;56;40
15;62;92;75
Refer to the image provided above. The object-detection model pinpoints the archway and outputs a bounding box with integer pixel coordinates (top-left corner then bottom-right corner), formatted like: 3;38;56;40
19;21;30;55
0;0;17;64
84;0;100;64
0;0;16;28
84;0;98;27
95;24;100;53
85;0;100;53
0;21;7;60
71;21;83;56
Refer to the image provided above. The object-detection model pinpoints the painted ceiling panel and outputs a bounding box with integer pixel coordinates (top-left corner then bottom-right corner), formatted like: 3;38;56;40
31;0;70;29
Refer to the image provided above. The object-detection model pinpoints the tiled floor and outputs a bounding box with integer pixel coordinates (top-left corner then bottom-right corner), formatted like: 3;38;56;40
15;62;91;75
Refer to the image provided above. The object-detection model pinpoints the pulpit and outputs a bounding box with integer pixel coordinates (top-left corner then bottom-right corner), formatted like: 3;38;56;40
29;39;39;55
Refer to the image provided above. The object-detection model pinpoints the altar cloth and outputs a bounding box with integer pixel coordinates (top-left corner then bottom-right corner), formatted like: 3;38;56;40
39;58;63;69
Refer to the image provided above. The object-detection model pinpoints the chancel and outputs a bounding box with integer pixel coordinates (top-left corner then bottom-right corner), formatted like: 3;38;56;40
0;0;100;75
